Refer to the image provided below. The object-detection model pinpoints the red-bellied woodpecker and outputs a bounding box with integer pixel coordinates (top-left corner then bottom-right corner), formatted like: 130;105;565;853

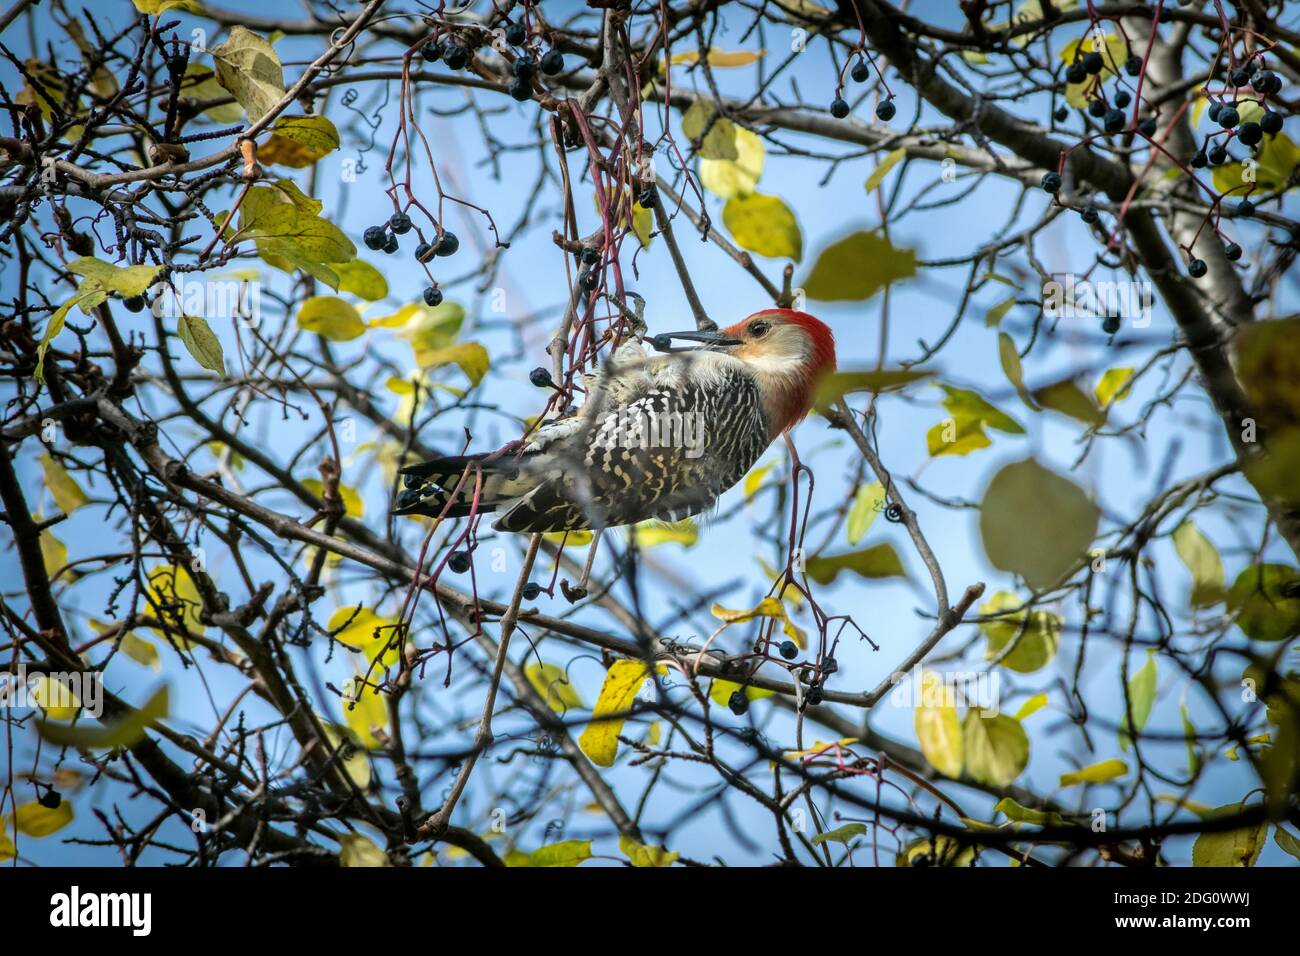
392;308;836;532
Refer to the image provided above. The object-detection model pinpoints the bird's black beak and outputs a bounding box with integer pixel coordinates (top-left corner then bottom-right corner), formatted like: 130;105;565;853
649;329;742;353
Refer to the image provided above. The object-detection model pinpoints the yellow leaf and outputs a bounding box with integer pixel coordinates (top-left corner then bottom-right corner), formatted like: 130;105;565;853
578;660;659;767
619;835;679;866
328;606;399;668
544;529;593;547
915;671;963;778
322;722;371;789
30;675;80;720
14;800;73;838
926;416;992;458
1059;33;1127;108
300;477;365;517
1172;521;1227;608
506;840;592;867
525;662;584;713
37;686;169;750
628;518;698;548
865;147;906;193
341;676;389;749
1014;692;1049;721
145;565;206;644
415;342;490;386
979;591;1062;673
805;544;905;584
709;679;775;707
846;481;885;545
329;259;387;301
711;597;785;623
723;193;802;261
699;126;765;198
120;633;162;671
1059;759;1128;787
338;833;390;866
743;461;775;501
38;454;89;514
668;48;764;69
802;230;916;301
1095;367;1135;407
39;524;72;583
297;295;366;341
1212;131;1300;197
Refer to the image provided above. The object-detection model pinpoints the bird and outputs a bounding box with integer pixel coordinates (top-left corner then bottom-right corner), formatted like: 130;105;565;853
392;308;836;533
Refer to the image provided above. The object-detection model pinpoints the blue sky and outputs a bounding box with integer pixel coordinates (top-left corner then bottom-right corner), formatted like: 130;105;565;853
2;0;1296;865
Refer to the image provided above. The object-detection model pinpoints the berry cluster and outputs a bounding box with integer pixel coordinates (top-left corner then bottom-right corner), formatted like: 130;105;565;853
830;53;896;123
365;212;460;307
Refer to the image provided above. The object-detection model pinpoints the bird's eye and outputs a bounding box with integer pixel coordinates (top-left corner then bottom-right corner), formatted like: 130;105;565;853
749;321;770;337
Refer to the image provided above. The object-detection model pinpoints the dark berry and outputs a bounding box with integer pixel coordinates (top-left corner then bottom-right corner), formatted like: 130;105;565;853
577;270;598;292
1190;151;1207;168
823;657;839;675
829;97;850;119
727;690;749;716
512;56;536;79
1088;99;1107;118
389;212;412;235
443;43;469;70
1251;70;1277;94
851;60;869;83
1218;105;1240;128
509;76;532;101
1102;314;1121;335
415;241;433;263
420;40;442;63
521;582;542;600
1246;59;1261;76
529;366;553;388
1209;145;1227;165
540;49;564;75
1054;105;1069;122
806;687;824;706
580;247;600;267
504;21;527;46
1237;199;1255;217
1188;258;1207;278
1114;90;1131;108
1139;118;1157;136
1081;205;1099;223
123;295;144;313
435;231;459;257
363;225;387;250
637;186;656;208
1231;68;1251;87
1083;51;1104;75
1237;121;1262;147
779;640;798;660
1263;73;1282;95
1260;110;1283;135
1125;55;1142;77
1224;242;1242;261
876;99;896;121
382;232;399;254
423;285;442;307
1208;102;1223;123
1041;171;1062;193
447;550;471;574
1066;62;1087;85
1104;108;1126;133
37;789;62;809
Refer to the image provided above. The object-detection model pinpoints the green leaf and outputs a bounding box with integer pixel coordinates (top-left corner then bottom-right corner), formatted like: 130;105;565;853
1095;367;1135;407
1227;564;1300;642
211;26;285;123
1212;131;1299;196
864;147;906;193
926;416;992;457
506;840;593;867
963;711;1030;788
177;314;225;374
1059;759;1128;787
34;295;81;383
265;113;339;151
802;230;916;302
994;797;1067;826
619;835;679;866
1172;522;1227;608
979;459;1099;590
998;332;1035;407
985;294;1017;328
329;259;388;301
846;481;885;545
1032;377;1106;427
939;385;1024;435
1192;804;1267;867
1274;825;1300;862
38;453;90;514
68;257;162;297
722;193;802;261
1181;701;1201;776
297;296;365;341
979;591;1061;673
524;662;584;713
805;543;905;584
811;823;867;845
37;686;169;749
915;671;963;778
1119;649;1158;751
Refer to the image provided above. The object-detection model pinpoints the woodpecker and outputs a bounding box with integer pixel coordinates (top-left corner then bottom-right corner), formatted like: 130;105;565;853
392;308;836;532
